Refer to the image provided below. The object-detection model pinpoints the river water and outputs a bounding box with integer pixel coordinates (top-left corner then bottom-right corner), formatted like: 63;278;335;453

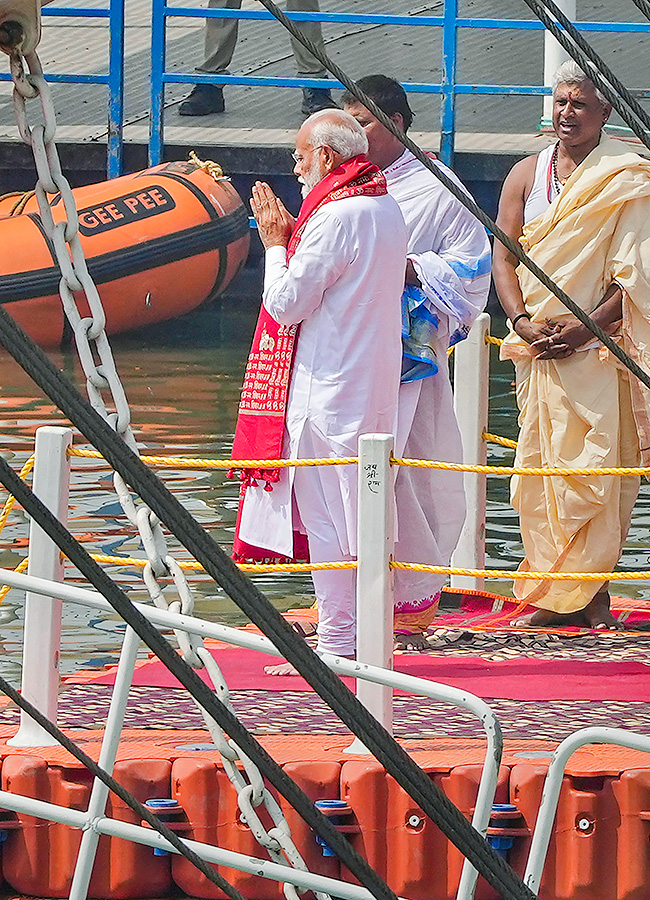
0;300;648;685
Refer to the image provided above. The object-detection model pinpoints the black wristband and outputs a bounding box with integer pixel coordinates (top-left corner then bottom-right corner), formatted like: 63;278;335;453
512;312;531;329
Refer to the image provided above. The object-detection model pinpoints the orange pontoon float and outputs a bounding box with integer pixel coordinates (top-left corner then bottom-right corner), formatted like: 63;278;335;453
0;158;250;347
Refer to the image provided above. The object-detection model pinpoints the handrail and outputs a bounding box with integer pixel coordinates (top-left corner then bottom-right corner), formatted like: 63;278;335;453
523;727;650;893
148;3;650;166
0;0;125;177
0;560;504;900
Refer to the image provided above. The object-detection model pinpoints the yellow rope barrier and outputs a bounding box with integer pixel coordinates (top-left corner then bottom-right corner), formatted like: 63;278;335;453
71;447;650;478
391;458;650;476
0;455;35;537
391;562;650;581
89;553;355;574
486;334;503;346
483;432;518;450
0;556;29;603
87;553;650;581
69;447;357;469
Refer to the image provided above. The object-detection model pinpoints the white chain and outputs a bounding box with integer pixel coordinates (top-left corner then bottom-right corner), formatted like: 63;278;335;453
10;50;329;900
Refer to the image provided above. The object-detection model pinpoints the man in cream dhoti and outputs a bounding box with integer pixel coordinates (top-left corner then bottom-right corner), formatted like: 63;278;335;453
343;76;491;648
493;61;650;628
231;109;407;664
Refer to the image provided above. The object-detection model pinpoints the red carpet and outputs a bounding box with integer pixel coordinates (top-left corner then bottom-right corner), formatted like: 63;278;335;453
69;646;650;701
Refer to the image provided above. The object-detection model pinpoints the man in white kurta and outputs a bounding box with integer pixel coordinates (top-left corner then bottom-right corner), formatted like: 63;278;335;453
344;76;491;647
237;110;407;657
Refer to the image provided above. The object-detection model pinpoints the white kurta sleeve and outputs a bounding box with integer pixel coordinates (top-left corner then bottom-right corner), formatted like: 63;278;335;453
262;210;351;326
409;239;491;336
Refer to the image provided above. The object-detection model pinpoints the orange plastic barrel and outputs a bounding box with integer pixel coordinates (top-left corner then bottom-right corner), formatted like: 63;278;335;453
1;755;174;897
0;159;250;347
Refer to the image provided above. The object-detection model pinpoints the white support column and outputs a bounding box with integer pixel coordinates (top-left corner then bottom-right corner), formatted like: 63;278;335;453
351;433;394;745
451;314;489;592
8;425;72;747
69;625;141;900
542;0;576;127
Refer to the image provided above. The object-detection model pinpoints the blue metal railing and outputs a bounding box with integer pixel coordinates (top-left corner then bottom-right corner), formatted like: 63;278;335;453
149;2;650;168
0;0;124;177
3;4;649;179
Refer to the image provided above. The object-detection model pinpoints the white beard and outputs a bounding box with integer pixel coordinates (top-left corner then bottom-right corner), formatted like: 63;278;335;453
299;156;325;198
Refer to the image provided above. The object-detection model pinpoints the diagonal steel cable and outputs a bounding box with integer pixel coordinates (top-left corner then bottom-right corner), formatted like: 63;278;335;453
631;0;650;23
522;0;650;146
251;0;650;392
9;49;323;900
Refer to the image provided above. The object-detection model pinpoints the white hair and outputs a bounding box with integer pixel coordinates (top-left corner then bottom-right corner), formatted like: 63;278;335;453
303;109;368;160
552;60;610;108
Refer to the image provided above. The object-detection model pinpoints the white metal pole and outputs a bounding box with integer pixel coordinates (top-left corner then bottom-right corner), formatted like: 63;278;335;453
8;425;72;747
69;624;141;900
451;313;489;592
349;433;394;749
542;0;576;126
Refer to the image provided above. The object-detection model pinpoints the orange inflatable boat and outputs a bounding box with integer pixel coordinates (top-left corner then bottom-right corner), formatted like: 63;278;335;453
0;158;250;347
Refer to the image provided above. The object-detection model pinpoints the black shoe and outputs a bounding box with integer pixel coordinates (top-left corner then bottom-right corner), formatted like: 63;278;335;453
301;87;338;116
179;84;225;116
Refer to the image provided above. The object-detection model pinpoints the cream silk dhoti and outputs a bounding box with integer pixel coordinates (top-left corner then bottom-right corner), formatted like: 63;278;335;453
501;137;650;613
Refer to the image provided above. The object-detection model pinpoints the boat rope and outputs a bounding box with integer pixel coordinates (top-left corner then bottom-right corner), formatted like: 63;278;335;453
8;50;330;900
0;670;250;900
0;304;537;900
523;0;650;147
0;189;35;214
254;0;650;393
188;150;226;181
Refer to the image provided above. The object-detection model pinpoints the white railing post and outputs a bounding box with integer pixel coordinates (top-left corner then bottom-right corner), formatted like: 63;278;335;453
350;433;394;745
8;425;72;747
451;313;489;592
542;0;576;127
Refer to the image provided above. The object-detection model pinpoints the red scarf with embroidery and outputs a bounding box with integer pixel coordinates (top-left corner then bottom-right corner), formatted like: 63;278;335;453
231;154;387;562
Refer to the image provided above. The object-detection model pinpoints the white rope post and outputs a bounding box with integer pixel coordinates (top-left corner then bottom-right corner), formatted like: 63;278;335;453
8;425;72;747
542;0;576;127
451;313;489;592
349;433;394;750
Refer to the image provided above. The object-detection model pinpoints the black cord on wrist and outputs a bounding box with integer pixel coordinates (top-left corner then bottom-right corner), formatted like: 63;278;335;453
512;312;531;330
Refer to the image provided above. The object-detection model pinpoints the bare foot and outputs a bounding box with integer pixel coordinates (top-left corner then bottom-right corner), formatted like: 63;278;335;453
511;608;581;628
264;662;300;676
579;591;624;630
394;632;430;651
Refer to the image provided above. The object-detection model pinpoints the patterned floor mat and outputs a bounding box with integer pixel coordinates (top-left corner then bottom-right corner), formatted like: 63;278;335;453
5;628;650;744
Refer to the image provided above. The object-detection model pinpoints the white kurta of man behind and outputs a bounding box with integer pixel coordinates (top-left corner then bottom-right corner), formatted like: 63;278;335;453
389;149;491;614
